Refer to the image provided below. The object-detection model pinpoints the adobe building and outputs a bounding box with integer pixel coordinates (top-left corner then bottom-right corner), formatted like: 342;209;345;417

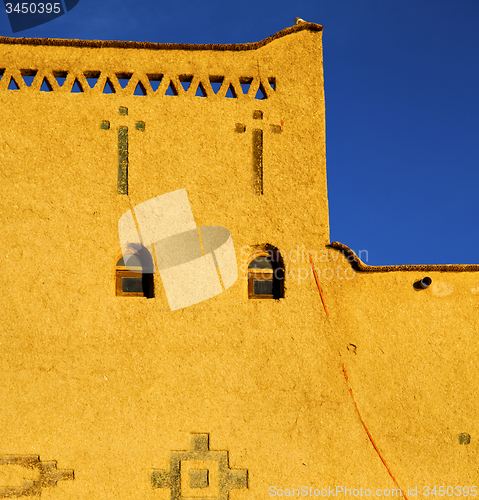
0;21;478;500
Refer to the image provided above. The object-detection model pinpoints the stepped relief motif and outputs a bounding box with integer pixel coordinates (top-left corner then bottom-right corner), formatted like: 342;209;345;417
151;434;247;500
0;455;73;498
0;69;276;99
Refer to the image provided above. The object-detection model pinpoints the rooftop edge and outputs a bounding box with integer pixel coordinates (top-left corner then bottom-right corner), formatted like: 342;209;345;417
329;241;479;272
0;22;322;52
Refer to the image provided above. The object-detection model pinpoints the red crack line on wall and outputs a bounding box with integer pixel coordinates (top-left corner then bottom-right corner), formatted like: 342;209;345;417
309;253;328;316
341;363;409;500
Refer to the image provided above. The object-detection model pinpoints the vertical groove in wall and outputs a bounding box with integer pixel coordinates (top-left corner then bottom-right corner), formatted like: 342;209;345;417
117;126;128;195
252;129;263;195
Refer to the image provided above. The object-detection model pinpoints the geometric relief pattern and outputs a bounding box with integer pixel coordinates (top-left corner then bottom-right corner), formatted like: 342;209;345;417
235;110;283;195
100;106;146;195
0;455;74;498
0;70;276;99
151;434;247;500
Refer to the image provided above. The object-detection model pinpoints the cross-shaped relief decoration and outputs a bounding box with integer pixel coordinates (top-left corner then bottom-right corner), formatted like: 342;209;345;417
151;434;248;500
235;110;283;195
0;455;73;498
100;106;146;195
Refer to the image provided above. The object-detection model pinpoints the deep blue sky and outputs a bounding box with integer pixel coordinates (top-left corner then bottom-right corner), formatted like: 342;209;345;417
1;0;478;265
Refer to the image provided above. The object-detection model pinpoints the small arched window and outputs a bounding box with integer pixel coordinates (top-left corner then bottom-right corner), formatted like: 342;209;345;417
248;251;284;299
115;251;154;298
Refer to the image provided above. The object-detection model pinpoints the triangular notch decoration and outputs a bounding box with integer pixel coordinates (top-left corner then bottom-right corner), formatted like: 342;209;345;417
84;71;100;89
8;76;20;90
209;76;224;94
147;74;163;92
71;79;83;93
225;84;237;99
164;81;178;96
239;77;253;96
53;71;68;88
40;77;53;92
268;77;276;91
195;81;207;97
103;78;116;94
179;75;193;92
255;83;267;100
21;69;37;87
133;81;147;96
116;72;133;89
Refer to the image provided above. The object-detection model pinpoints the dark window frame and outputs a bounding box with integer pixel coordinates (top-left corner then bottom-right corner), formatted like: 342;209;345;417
248;269;274;299
115;255;154;298
247;251;284;300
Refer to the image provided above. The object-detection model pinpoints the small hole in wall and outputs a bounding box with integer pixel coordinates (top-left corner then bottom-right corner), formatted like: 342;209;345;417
413;277;432;290
420;277;432;288
347;343;357;354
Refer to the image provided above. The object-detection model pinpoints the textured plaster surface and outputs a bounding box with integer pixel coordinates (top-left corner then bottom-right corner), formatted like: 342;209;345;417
0;23;476;500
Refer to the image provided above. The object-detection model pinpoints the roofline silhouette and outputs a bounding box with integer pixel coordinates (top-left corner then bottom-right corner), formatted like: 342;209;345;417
0;23;323;51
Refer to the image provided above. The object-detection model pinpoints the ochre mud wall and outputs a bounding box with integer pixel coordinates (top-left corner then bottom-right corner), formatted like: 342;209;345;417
0;22;477;500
